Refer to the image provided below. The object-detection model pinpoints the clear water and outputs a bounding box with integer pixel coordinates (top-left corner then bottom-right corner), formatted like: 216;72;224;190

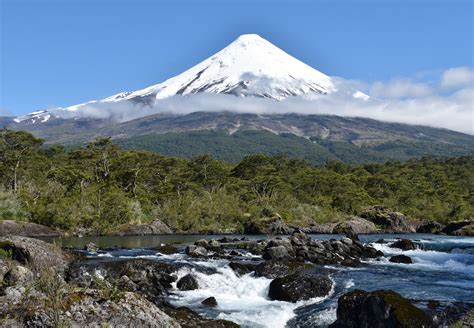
48;234;474;327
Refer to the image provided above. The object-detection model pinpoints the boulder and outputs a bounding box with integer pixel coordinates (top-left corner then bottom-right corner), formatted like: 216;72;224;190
154;244;179;255
0;220;59;237
262;245;289;260
185;245;208;257
194;239;209;248
228;262;257;276
442;220;474;236
389;254;413;264
244;217;292;235
416;221;444;234
254;260;314;279
333;217;378;235
390;239;417;251
26;290;180;328
0;236;72;271
360;206;415;233
305;222;338;234
201;296;218;307
329;289;432;328
66;259;176;302
289;231;311;246
114;219;172;236
177;274;199;291
268;271;332;303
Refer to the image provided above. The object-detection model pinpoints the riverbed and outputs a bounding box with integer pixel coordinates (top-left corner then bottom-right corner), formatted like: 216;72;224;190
46;234;474;327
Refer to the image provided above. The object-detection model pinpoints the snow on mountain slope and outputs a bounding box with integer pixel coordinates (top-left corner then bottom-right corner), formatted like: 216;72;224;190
15;34;343;123
106;34;335;102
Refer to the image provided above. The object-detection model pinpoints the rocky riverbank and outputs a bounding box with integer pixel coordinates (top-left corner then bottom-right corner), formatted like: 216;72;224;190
2;206;473;238
1;231;473;327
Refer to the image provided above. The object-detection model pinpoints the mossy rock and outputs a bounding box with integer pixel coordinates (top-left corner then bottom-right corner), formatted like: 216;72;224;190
330;289;432;328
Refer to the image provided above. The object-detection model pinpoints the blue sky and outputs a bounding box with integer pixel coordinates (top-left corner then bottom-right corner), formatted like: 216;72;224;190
1;0;473;116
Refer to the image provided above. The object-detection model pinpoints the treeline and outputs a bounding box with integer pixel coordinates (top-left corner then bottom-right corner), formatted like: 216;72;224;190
0;129;473;234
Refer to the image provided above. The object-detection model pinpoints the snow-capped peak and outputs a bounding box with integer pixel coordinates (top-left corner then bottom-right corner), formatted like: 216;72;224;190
104;33;336;103
17;34;349;123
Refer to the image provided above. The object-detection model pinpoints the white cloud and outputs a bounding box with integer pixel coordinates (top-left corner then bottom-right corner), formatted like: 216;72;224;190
440;66;474;89
50;67;474;135
370;79;433;98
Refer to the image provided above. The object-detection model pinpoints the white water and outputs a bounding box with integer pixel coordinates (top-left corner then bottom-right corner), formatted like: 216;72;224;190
168;260;332;328
371;243;474;276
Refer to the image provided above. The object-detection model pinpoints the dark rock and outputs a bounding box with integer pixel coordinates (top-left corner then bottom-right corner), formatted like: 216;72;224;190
254;260;314;279
427;302;474;327
390;239;417;251
114;219;172;236
329;289;432;328
185;245;208;257
228;262;257;276
416;221;444;234
442;220;474;236
360;205;415;233
201;296;218;307
163;306;240;328
218;236;233;243
268;271;332;303
154;244;179;255
0;220;59;237
389;254;413;264
375;238;386;244
262;245;289;260
194;239;209;248
289;231;311;246
177;274;199;291
66;259;176;302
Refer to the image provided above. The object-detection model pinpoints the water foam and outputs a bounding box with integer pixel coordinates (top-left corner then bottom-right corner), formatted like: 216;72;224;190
371;243;474;276
168;261;332;328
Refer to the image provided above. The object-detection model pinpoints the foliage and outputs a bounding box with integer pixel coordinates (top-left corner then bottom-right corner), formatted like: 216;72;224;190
0;129;472;233
115;129;474;165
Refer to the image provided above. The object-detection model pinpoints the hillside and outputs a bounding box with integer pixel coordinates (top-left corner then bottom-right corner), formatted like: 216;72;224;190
5;112;474;164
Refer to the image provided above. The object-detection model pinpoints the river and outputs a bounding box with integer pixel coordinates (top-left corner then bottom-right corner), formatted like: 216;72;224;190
45;233;474;327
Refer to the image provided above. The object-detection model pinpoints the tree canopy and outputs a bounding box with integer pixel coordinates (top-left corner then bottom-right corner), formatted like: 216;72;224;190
0;129;472;234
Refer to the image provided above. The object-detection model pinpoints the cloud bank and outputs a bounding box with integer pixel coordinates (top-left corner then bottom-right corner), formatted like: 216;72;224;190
51;67;474;135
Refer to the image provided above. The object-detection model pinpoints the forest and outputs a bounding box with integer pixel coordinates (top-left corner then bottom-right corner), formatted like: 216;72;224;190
0;129;473;234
